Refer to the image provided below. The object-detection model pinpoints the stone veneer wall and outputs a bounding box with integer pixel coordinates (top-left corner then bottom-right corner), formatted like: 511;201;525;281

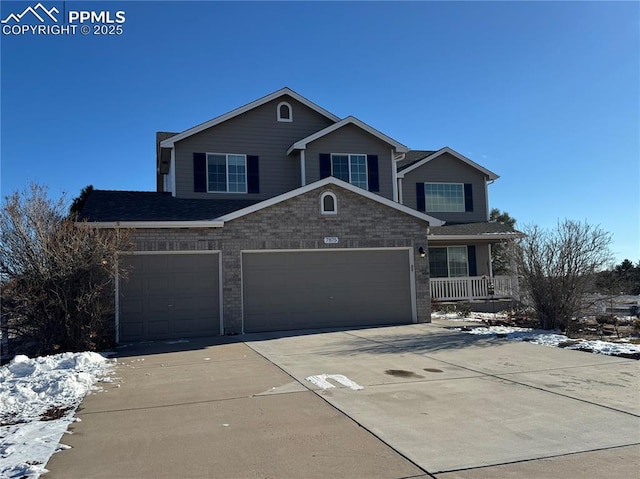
130;185;431;333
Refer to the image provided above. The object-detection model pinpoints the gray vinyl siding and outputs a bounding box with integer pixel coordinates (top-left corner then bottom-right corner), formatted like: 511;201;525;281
304;124;395;200
173;95;334;199
402;152;489;223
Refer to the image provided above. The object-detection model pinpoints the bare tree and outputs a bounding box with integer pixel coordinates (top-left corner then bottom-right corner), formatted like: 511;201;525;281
1;184;131;355
513;219;613;332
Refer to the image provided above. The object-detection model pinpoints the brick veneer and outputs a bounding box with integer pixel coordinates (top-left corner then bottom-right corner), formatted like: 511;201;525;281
129;184;431;333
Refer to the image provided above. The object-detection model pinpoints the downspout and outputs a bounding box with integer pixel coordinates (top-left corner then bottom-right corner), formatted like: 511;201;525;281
394;152;405;203
170;148;177;198
300;150;306;186
485;177;494;221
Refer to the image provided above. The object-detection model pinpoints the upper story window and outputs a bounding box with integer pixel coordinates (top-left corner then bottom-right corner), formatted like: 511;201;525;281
332;154;368;189
207;153;247;193
277;101;293;122
320;191;337;215
424;183;465;212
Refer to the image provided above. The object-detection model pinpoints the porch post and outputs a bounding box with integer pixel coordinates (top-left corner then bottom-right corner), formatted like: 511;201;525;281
488;243;494;277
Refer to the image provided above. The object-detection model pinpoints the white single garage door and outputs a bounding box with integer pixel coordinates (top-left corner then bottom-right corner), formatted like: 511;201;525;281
119;253;221;341
242;249;414;333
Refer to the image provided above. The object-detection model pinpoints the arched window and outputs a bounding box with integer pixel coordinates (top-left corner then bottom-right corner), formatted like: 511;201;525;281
320;191;337;215
277;101;292;122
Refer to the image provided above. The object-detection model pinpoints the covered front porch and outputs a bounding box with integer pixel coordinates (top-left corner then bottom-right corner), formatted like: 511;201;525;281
430;275;517;301
426;222;523;303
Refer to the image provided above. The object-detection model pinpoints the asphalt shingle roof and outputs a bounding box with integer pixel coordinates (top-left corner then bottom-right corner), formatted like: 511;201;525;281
79;190;261;222
397;150;436;171
429;222;522;236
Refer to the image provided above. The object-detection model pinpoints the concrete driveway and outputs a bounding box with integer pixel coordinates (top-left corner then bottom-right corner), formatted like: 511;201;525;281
46;322;640;478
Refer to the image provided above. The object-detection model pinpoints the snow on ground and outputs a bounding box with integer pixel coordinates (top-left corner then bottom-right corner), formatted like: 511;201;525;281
0;352;114;479
432;311;640;356
456;324;640;356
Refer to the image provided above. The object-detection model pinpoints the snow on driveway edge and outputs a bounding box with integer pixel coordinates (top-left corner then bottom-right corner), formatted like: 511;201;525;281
0;352;115;479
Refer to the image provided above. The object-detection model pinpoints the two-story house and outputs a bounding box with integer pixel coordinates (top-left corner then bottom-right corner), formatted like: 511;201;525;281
80;88;520;342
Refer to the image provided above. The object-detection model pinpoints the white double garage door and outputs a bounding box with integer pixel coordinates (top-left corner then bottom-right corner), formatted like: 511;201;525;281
119;249;416;342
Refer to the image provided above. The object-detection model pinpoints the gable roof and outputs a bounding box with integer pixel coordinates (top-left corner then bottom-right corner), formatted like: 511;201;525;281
160;87;341;148
217;176;443;226
396;147;499;180
286;116;409;155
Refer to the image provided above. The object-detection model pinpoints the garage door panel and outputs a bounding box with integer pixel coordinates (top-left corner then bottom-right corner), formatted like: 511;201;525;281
123;277;143;295
120;298;143;315
119;253;220;341
147;276;172;295
121;322;143;339
172;318;195;334
147;320;170;337
243;250;413;333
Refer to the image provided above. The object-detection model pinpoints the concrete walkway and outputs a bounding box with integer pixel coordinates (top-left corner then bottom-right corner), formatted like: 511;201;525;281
46;323;640;478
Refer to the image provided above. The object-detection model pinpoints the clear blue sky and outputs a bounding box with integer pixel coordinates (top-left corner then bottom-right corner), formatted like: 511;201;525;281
2;1;638;263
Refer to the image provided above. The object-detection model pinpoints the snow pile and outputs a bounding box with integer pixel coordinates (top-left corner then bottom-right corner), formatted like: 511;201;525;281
0;352;113;479
432;311;484;322
460;326;640;356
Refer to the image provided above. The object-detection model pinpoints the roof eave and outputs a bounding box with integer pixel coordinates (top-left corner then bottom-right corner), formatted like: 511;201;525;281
427;232;523;241
287;116;409;155
79;220;225;229
397;147;499;180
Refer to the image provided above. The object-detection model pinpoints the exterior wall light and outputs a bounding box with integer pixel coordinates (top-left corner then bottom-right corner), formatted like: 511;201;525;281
418;246;426;258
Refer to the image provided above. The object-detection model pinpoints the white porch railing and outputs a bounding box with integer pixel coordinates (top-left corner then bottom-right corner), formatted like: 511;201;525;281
430;275;518;302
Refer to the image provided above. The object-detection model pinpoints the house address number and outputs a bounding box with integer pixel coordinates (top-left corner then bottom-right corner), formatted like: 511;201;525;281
323;237;339;244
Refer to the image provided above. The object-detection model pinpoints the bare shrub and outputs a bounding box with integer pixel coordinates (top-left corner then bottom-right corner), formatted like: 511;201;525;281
1;184;131;355
513;219;613;332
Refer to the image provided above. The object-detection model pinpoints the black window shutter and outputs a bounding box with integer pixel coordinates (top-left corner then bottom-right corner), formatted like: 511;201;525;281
464;183;474;212
319;153;331;179
366;155;379;192
193;153;206;192
247;155;259;193
416;183;426;212
467;245;477;276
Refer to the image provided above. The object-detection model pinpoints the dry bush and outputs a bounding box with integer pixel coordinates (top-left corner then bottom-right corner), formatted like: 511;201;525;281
513;219;613;332
1;184;131;355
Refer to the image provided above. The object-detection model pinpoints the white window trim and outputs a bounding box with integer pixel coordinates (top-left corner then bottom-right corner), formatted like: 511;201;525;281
331;153;368;189
429;246;469;278
206;153;248;194
424;182;465;213
277;101;293;122
320;191;337;215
